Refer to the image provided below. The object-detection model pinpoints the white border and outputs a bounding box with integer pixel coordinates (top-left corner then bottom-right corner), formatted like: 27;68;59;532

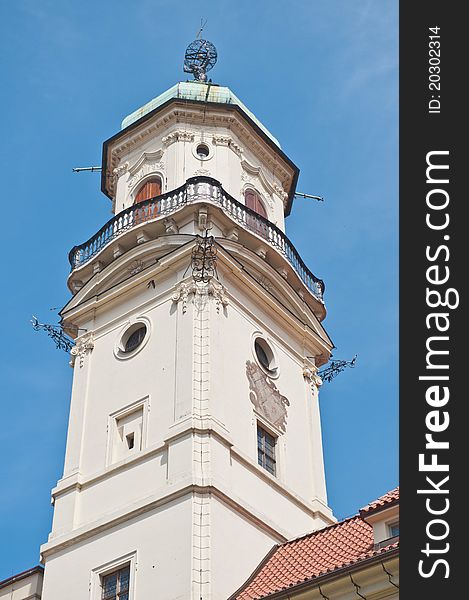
90;551;137;600
105;396;150;467
114;316;152;360
251;331;279;379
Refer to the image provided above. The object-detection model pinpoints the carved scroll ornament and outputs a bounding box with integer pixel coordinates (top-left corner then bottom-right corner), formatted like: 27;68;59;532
246;360;290;432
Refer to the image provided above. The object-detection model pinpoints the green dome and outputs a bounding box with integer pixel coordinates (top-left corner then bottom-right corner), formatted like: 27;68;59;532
121;81;281;148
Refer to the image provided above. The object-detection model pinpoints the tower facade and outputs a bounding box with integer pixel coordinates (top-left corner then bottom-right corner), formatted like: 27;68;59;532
40;78;334;600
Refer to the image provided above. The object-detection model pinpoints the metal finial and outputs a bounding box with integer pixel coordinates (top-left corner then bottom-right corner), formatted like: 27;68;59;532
195;18;208;39
184;38;217;82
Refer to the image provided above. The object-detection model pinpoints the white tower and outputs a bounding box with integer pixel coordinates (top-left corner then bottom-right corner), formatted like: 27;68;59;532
40;60;335;600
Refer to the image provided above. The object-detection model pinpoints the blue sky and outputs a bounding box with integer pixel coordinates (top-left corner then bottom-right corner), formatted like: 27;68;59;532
0;0;398;580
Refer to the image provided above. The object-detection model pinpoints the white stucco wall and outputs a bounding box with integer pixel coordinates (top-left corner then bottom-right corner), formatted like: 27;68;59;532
112;117;288;231
43;245;332;599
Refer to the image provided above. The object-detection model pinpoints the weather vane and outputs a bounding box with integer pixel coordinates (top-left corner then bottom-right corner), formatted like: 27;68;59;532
183;23;217;83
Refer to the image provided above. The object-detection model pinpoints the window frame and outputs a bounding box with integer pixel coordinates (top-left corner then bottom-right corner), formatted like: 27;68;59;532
105;396;150;467
90;552;136;600
114;317;152;361
101;564;130;600
133;176;162;205
251;334;279;378
388;520;400;538
244;188;268;219
257;422;278;477
191;140;213;161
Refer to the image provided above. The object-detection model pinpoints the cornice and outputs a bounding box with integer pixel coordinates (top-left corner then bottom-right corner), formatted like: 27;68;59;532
102;100;297;212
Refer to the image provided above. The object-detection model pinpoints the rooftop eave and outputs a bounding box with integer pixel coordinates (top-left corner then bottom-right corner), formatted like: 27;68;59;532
230;547;399;600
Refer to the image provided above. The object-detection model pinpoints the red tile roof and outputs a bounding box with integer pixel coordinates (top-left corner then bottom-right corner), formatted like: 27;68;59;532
360;487;399;515
231;488;399;600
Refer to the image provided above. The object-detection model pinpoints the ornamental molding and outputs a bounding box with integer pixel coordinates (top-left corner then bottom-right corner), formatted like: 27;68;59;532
232;120;291;184
303;365;323;390
128;163;165;192
212;134;243;157
208;279;229;313
241;159;279;202
193;168;211;177
171;281;196;313
113;161;130;178
164;217;179;234
128;150;164;177
256;274;274;293
172;280;229;314
128;259;145;276
70;333;94;368
273;182;289;201
246;360;290;432
106;106;294;203
241;182;274;210
162;130;195;147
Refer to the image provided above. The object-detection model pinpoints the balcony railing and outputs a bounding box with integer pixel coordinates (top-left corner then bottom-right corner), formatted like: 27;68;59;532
68;176;325;301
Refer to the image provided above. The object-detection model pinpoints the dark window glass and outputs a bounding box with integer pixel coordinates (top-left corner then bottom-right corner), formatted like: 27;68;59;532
124;325;146;353
255;340;270;371
102;566;130;600
196;144;209;158
257;425;277;476
390;523;400;537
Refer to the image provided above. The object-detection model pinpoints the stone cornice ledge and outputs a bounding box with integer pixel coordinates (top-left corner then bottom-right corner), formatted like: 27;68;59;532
52;419;232;498
41;478;291;561
230;445;335;524
52;423;333;527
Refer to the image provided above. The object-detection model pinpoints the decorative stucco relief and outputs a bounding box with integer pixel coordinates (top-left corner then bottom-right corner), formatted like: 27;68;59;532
124;150;165;192
303;365;323;390
128;259;145;276
240;160;277;209
194;168;211;177
172;280;229;314
70;333;94;368
113;162;129;178
162;130;195;147
273;182;289;201
212;134;243;157
128;163;165;191
246;360;290;432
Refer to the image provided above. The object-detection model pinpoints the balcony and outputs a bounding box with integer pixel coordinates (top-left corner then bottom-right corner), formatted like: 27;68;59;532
68;177;324;302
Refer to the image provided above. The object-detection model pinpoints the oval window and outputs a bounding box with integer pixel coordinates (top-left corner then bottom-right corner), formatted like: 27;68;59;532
196;143;210;159
114;320;151;360
254;337;277;375
123;325;147;353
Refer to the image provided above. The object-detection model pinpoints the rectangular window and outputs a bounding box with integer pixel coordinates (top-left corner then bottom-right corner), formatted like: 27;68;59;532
389;522;400;537
257;424;277;476
101;565;130;600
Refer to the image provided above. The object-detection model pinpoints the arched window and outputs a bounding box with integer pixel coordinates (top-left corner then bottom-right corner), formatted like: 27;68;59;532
244;189;267;219
134;177;162;205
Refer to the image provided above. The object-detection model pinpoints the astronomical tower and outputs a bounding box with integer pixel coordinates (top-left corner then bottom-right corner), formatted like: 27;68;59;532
40;40;335;600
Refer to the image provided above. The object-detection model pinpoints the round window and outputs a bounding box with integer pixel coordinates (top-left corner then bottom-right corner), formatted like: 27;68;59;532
254;337;277;376
196;143;210;159
115;322;149;359
114;319;151;360
123;325;147;353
